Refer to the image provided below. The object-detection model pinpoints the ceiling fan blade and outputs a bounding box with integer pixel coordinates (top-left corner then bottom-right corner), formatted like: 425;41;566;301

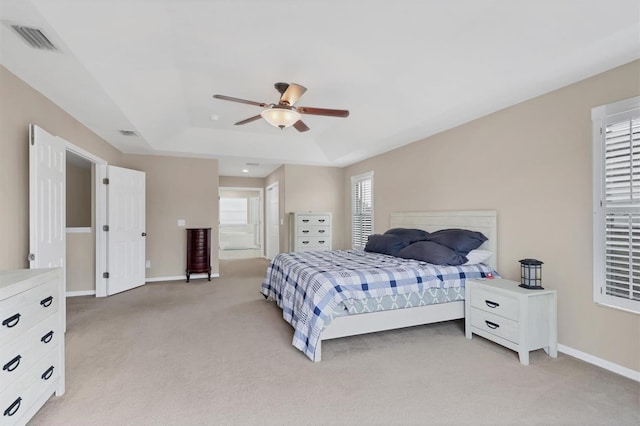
293;120;310;132
213;94;268;108
297;106;349;118
279;83;307;106
234;115;263;125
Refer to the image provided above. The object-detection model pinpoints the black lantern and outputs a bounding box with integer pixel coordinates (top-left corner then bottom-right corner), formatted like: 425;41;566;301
519;258;544;290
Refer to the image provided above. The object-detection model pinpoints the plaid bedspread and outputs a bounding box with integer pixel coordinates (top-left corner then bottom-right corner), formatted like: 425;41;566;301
260;250;498;361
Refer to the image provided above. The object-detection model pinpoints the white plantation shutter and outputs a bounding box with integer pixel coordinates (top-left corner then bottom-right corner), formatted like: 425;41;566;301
593;97;640;313
352;172;374;250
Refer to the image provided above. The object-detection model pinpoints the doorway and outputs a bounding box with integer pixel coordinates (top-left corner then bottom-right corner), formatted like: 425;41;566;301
266;182;280;260
218;187;264;260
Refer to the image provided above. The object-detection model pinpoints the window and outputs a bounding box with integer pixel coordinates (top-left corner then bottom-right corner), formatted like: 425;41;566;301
219;198;248;225
351;171;374;250
592;96;639;314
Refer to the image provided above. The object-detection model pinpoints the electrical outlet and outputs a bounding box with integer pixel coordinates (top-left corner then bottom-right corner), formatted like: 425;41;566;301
145;260;151;268
177;219;186;227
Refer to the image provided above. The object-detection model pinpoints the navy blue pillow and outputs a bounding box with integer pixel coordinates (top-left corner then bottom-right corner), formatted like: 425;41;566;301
384;228;430;243
364;234;411;256
396;241;468;266
426;228;487;255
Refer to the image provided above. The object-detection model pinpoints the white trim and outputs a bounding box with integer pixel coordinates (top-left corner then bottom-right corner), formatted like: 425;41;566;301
558;344;640;382
66;290;96;297
591;96;640;313
219;186;264;258
66;227;91;233
145;273;220;283
95;164;108;297
64;141;107;165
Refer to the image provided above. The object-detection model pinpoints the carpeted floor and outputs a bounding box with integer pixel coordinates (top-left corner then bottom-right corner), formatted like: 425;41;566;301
30;258;639;425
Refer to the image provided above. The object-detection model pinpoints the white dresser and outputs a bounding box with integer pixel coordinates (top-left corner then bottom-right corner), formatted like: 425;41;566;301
289;212;332;252
0;268;65;426
465;278;557;365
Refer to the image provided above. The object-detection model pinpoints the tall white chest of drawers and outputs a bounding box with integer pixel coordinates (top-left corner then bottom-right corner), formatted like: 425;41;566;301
289;212;332;252
0;268;65;426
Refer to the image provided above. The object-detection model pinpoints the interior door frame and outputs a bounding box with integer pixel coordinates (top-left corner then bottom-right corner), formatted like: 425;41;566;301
266;181;280;260
63;142;108;297
218;186;265;258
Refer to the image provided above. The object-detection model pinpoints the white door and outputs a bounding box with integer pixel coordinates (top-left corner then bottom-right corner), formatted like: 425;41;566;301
266;182;280;259
29;125;66;270
29;125;66;329
106;165;146;296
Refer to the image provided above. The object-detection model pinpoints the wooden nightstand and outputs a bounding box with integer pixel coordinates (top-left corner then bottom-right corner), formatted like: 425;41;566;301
465;278;557;365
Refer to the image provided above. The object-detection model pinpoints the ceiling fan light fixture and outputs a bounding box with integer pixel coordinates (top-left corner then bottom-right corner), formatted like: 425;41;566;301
260;108;301;129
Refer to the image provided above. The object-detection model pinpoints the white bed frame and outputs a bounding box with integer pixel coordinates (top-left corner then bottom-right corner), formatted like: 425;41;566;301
313;210;497;362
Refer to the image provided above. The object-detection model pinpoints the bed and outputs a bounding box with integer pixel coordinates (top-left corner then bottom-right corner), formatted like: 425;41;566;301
261;210;498;361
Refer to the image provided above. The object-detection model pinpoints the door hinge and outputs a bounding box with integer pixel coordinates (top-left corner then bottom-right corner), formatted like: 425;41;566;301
27;253;35;261
103;225;109;232
103;178;109;185
103;272;109;279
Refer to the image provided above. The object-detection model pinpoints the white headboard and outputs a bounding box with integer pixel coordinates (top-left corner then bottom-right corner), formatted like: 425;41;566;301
389;211;498;270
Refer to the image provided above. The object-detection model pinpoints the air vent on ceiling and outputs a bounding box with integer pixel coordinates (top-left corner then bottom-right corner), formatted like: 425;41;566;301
246;162;260;166
118;130;138;137
9;24;59;51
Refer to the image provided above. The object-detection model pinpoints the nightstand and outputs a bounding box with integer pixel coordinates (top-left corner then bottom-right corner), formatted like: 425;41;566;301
465;278;557;365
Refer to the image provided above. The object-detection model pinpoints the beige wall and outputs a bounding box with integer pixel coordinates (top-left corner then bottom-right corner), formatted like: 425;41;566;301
0;65;122;270
66;231;95;292
123;155;219;278
344;60;640;371
66;163;92;227
219;176;265;188
283;165;345;251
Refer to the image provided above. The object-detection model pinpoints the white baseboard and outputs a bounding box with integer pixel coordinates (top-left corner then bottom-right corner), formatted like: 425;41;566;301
66;290;96;297
558;344;640;382
145;273;220;283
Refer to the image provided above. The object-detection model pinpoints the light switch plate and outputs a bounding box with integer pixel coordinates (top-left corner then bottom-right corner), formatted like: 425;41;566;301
177;219;186;227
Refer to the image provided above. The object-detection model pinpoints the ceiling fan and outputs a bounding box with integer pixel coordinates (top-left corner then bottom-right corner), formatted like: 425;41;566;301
213;82;349;132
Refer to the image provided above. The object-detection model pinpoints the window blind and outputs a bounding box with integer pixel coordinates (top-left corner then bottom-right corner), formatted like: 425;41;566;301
351;172;373;250
602;116;640;303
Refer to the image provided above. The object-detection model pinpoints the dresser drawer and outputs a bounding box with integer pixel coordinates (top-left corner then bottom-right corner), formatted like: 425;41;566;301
297;226;330;237
0;279;58;345
470;307;519;344
470;286;519;320
296;237;330;250
1;313;61;390
296;215;330;226
0;345;60;425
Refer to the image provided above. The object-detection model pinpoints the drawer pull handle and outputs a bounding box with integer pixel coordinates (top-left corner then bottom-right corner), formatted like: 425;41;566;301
302;230;309;233
3;397;21;417
3;355;21;372
302;219;309;223
41;331;54;344
485;300;500;309
40;296;54;307
302;241;309;244
485;320;500;329
318;240;325;244
318;230;325;233
41;366;55;381
2;313;20;328
318;219;325;223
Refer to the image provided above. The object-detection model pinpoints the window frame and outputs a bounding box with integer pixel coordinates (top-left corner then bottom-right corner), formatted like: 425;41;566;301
592;96;640;314
351;171;374;250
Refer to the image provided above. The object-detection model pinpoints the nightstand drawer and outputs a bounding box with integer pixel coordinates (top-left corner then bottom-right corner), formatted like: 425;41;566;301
470;286;519;320
470;307;519;344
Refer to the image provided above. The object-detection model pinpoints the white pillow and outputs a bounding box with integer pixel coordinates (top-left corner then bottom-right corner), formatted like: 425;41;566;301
463;249;493;265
